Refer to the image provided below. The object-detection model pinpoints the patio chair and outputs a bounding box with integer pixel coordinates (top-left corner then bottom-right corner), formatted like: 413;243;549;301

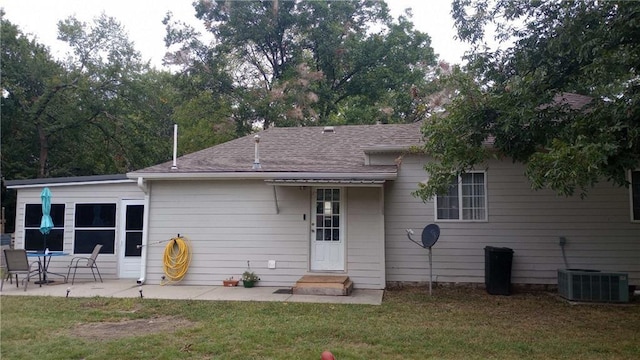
1;245;11;283
1;249;42;292
66;244;103;285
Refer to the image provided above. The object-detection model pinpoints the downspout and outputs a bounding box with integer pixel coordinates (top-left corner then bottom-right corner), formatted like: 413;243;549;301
380;184;386;288
137;177;150;284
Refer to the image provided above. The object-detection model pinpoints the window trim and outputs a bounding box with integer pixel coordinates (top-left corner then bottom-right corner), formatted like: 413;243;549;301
434;171;488;222
630;170;640;223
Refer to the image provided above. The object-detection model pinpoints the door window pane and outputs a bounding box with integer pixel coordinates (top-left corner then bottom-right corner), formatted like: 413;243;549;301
125;205;144;230
124;232;142;256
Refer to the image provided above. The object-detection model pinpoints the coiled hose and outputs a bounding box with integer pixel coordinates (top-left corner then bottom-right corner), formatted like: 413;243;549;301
162;235;191;285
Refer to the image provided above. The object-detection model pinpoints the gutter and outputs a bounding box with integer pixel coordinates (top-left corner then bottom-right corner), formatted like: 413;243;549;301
5;179;133;189
126;171;397;181
361;145;416;153
136;177;150;285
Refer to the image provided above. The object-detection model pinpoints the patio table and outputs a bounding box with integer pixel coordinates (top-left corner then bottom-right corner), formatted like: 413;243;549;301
27;251;69;284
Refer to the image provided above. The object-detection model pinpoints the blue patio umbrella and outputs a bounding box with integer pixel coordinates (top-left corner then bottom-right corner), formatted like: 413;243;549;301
40;187;54;251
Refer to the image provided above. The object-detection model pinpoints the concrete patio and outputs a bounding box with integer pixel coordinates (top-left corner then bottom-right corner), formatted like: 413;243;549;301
0;279;384;305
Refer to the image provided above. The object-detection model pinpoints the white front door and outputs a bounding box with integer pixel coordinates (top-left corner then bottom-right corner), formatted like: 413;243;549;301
310;188;345;271
118;200;144;278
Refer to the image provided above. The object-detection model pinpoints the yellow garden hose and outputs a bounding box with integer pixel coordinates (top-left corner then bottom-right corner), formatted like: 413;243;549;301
162;235;191;284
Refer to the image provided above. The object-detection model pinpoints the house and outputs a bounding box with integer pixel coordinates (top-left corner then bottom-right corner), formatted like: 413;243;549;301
5;122;639;289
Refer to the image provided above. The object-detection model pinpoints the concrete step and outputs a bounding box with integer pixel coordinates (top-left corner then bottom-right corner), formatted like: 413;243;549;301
292;275;353;296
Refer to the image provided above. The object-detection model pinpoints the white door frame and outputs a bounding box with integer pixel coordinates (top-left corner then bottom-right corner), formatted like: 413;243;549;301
118;199;144;278
310;187;346;271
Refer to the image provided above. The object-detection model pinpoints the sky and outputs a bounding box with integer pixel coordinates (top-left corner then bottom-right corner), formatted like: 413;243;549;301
1;0;469;68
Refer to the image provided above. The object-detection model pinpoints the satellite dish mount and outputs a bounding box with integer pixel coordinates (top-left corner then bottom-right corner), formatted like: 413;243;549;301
406;224;440;295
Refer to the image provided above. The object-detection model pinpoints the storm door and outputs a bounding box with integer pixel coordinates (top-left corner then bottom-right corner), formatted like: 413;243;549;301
118;200;144;278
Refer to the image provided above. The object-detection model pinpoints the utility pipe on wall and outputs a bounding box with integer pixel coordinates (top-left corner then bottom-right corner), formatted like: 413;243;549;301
137;177;150;285
253;134;261;170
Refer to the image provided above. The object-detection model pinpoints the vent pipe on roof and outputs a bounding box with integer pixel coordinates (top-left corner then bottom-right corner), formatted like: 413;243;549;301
253;134;262;170
171;124;178;170
322;126;335;133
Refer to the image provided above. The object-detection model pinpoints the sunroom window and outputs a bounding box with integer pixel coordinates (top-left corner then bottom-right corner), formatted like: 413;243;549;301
24;204;65;251
74;203;116;254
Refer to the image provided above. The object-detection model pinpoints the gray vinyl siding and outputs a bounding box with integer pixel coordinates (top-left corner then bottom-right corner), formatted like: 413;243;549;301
384;154;640;286
143;181;386;288
346;187;385;289
11;182;144;282
144;181;308;286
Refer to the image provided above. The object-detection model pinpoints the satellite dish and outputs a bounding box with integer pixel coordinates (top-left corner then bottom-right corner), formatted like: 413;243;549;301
406;224;441;296
421;224;440;248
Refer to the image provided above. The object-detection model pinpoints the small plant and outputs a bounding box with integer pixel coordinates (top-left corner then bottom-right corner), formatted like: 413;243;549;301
242;261;259;287
223;276;239;287
241;271;260;282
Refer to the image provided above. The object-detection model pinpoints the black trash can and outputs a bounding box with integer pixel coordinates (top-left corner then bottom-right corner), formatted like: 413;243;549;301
484;246;514;295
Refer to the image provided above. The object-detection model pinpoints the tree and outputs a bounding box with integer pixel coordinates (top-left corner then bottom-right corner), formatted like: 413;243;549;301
0;15;62;233
166;0;436;130
297;2;435;125
55;14;169;175
1;14;175;231
1;14;173;180
1;14;68;179
415;0;640;200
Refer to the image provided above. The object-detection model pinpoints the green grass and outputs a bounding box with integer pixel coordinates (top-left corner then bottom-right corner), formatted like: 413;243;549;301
1;286;639;359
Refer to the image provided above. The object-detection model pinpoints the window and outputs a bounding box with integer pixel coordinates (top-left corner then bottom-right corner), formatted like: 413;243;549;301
74;203;116;254
436;172;487;221
315;189;341;241
24;204;65;251
632;170;640;222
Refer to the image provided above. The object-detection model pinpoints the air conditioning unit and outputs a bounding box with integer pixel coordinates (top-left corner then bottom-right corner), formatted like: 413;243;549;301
557;269;629;303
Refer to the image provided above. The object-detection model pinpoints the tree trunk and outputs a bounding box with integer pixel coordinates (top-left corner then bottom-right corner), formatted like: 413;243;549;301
38;126;48;178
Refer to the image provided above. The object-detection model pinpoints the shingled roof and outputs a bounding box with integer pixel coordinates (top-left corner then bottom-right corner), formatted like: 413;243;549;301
552;92;593;110
128;122;424;180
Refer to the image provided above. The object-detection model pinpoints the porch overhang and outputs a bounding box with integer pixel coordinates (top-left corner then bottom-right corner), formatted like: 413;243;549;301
264;178;386;187
264;178;387;215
